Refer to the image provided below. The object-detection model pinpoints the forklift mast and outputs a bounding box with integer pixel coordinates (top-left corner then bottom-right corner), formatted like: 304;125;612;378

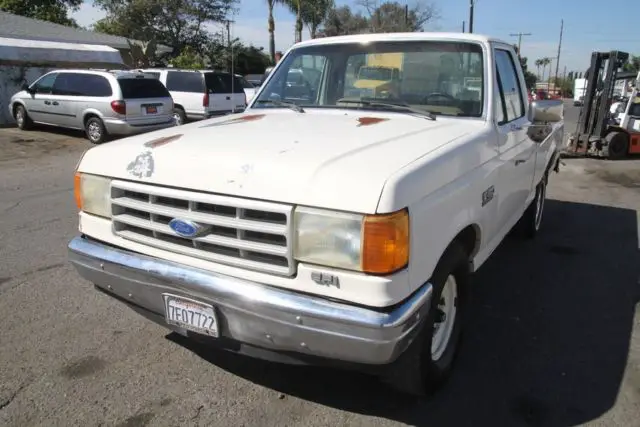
576;50;629;139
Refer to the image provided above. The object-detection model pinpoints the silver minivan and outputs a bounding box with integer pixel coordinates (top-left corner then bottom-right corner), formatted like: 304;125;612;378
9;69;176;144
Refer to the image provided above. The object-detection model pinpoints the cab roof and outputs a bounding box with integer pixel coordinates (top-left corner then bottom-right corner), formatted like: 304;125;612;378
292;32;506;49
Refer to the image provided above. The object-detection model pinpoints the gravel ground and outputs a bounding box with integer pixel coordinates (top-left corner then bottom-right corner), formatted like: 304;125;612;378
0;107;639;427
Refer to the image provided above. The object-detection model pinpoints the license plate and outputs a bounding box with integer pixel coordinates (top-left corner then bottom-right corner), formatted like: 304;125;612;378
163;294;219;337
145;106;158;114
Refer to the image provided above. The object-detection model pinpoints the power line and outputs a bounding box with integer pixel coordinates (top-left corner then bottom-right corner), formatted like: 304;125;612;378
509;32;532;55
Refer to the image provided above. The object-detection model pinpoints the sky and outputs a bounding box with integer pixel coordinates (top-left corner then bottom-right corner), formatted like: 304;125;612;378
71;0;640;75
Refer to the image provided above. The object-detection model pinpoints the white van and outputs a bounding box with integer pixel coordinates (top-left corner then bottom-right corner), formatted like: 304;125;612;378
573;78;587;106
140;69;247;125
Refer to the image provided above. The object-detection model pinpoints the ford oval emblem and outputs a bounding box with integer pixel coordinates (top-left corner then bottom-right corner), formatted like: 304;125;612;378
168;218;209;238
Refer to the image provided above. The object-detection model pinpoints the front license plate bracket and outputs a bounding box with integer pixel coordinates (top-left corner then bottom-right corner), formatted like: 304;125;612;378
162;294;219;337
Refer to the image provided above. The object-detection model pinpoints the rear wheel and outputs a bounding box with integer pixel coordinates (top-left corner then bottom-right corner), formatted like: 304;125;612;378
173;108;186;126
85;117;108;144
602;131;629;160
14;105;32;130
382;242;469;396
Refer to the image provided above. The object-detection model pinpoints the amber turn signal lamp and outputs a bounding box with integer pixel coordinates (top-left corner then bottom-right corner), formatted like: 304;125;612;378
74;172;82;211
361;208;409;274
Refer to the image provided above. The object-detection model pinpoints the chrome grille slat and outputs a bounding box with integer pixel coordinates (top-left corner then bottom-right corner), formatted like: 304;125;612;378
111;197;288;235
110;180;294;276
114;214;288;256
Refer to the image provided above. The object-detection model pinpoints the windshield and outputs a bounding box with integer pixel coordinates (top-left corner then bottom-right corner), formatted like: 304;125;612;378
253;40;485;117
358;67;393;81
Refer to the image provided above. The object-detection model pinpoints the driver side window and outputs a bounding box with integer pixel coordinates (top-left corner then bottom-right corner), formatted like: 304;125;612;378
32;73;57;94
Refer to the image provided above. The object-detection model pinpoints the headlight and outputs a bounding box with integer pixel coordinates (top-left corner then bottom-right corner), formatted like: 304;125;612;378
74;172;112;218
294;206;409;275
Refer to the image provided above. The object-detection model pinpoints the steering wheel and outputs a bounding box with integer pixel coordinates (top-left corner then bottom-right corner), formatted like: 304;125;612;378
422;92;457;104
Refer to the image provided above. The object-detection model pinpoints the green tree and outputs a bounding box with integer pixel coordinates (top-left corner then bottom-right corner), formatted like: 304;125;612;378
93;0;236;57
170;45;205;69
515;49;537;90
301;0;333;39
205;35;271;74
0;0;81;26
622;55;640;73
266;0;287;64
318;5;369;37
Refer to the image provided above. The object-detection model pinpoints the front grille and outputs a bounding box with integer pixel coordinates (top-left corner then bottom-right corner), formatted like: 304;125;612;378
110;180;294;276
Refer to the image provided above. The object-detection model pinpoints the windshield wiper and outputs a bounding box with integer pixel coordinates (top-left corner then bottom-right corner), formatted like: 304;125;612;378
255;99;305;113
336;98;436;120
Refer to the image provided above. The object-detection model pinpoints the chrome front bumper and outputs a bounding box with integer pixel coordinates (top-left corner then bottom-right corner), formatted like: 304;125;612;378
68;236;433;365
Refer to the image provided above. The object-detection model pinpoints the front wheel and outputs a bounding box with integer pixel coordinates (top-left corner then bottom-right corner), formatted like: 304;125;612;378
382;242;469;396
14;105;33;130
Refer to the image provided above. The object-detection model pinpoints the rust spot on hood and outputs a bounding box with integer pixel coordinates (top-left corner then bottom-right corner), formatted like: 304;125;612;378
143;134;183;148
200;114;266;128
357;117;389;127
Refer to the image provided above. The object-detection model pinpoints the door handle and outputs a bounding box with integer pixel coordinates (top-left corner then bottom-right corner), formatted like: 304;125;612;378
226;96;231;100
510;123;523;131
515;159;526;166
52;101;59;106
44;100;51;105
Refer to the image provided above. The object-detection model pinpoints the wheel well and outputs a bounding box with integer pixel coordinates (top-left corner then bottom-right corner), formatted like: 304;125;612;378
452;224;480;259
174;104;185;111
83;113;99;126
12;102;24;118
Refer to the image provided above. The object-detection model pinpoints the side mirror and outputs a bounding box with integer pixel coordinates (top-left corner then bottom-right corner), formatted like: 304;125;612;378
527;99;564;123
21;81;32;93
527;99;564;143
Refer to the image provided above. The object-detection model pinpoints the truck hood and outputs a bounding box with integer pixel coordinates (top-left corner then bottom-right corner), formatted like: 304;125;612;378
78;109;481;213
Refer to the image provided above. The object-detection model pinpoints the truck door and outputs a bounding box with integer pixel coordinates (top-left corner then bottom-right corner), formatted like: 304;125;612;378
493;47;537;228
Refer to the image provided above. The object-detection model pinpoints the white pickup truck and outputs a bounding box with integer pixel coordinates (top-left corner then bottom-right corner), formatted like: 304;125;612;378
68;32;564;396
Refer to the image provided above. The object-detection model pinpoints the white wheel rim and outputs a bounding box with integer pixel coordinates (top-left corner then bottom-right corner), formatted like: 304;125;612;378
431;275;458;361
173;112;182;125
16;109;24;126
534;184;545;230
88;122;101;141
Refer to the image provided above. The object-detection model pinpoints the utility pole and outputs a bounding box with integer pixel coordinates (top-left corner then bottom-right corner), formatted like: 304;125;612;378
554;19;564;87
462;21;466;32
224;19;236;95
468;0;474;33
509;32;532;57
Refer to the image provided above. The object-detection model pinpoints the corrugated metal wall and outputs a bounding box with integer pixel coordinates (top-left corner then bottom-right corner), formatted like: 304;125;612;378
0;66;52;125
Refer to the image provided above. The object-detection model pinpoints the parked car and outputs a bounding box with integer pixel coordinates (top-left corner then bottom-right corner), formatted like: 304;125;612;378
235;74;258;102
9;69;175;144
68;32;564;396
138;69;247;125
245;74;264;88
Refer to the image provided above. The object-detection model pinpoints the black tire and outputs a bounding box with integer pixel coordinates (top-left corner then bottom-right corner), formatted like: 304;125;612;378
382;242;470;396
85;117;108;144
173;107;186;126
602;131;629;160
515;176;547;239
14;105;33;130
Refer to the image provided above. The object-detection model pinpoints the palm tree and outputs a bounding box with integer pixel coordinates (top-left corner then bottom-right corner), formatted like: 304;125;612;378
534;59;543;79
287;0;303;43
266;0;286;64
301;0;333;38
541;57;552;82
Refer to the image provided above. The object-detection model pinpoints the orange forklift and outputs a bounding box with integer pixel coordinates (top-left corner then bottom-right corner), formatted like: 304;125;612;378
566;50;640;159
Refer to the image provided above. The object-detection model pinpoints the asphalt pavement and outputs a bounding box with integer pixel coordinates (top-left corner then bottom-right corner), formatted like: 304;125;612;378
1;104;639;427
